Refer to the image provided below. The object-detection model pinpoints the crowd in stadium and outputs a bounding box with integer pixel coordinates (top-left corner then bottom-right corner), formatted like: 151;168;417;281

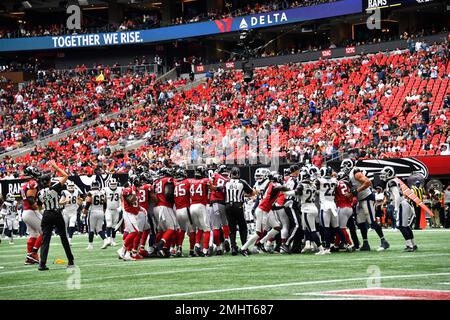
0;38;449;178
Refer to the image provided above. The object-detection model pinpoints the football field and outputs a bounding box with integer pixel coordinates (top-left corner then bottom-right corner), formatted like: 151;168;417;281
1;230;450;300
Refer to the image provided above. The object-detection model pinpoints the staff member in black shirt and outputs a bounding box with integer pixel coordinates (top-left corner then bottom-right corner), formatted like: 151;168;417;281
37;160;74;271
225;167;255;255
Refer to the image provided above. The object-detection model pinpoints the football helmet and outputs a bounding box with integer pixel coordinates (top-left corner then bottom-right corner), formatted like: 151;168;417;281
24;166;41;179
300;169;311;182
308;165;320;180
340;159;355;175
128;174;140;187
175;168;187;180
91;181;100;190
6;193;15;202
337;171;349;182
380;166;395;182
108;178;118;190
255;168;270;182
67;181;75;192
320;166;333;178
194;166;206;178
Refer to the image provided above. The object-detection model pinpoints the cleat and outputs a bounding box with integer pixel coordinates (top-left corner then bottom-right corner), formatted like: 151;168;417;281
256;242;267;253
133;253;144;260
404;246;414;252
413;245;418;251
101;239;110;249
315;249;327;255
123;251;136;261
239;248;249;257
117;248;125;259
382;240;390;250
139;250;151;258
280;244;290;254
301;246;311;254
38;265;49;271
29;252;40;263
231;246;238;256
176;247;183;257
216;249;223;256
346;245;355;252
330;246;339;252
194;244;203;257
9;240;14;245
223;239;231;253
110;241;117;247
360;242;371;251
25;258;36;265
189;250;196;257
86;244;93;250
67;262;75;269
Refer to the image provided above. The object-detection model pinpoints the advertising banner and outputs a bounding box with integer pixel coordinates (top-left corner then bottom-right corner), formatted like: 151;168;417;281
0;0;362;52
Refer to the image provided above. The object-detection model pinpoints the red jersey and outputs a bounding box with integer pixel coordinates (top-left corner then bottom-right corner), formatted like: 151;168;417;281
122;186;140;215
275;192;286;207
21;179;38;210
154;177;174;208
335;180;353;208
259;182;281;212
138;184;152;211
209;173;227;202
189;178;210;205
174;179;191;210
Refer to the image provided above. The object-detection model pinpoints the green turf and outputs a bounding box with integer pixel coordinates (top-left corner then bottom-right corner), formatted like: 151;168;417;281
1;230;449;300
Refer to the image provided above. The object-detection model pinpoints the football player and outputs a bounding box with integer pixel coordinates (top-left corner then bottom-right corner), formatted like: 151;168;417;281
136;172;154;258
21;166;43;265
60;181;82;246
240;170;299;256
299;169;327;255
174;168;193;257
380;166;417;251
283;164;303;253
209;164;230;254
189;166;214;257
317;166;338;253
83;181;108;250
334;171;355;251
118;185;140;261
104;178;122;247
1;193;19;244
341;159;390;251
153;167;178;257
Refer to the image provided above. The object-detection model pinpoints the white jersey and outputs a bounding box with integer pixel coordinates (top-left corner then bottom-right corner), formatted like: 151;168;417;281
1;201;18;218
385;179;404;212
88;189;106;213
104;186;123;210
349;168;372;201
61;189;80;213
317;177;337;205
299;182;318;212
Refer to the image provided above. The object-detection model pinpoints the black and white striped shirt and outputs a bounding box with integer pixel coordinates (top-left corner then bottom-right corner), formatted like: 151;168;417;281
225;179;253;204
38;182;64;211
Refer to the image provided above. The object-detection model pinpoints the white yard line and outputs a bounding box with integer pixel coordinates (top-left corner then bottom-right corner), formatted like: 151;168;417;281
1;252;449;275
127;272;450;300
0;266;225;290
294;292;413;299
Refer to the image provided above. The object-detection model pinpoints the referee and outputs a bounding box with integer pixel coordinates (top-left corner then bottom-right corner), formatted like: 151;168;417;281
37;160;74;271
225;167;255;255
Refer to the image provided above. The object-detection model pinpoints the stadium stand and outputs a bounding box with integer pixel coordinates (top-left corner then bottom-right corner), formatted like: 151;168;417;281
1;38;448;177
